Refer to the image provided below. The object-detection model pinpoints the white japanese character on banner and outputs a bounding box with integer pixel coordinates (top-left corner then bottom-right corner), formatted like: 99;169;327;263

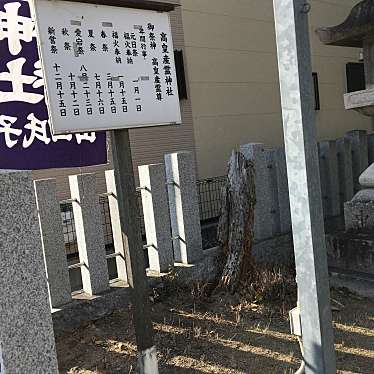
0;57;44;104
75;132;96;144
0;2;35;56
0;114;21;148
23;113;50;148
32;60;44;89
51;133;73;142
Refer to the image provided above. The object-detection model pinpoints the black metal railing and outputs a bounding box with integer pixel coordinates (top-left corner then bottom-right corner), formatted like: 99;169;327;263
197;176;226;222
99;196;115;253
61;202;78;257
60;176;225;256
60;195;115;258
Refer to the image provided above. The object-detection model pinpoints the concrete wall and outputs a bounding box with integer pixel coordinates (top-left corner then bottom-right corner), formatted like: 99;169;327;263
181;0;373;178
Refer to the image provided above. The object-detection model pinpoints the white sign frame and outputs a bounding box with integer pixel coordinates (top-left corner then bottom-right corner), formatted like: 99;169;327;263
31;0;182;134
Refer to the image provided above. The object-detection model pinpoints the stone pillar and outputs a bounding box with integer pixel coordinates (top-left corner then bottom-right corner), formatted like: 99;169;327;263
363;37;374;89
0;171;59;373
346;130;368;193
69;173;109;295
336;138;354;206
165;151;203;264
368;132;374;164
266;149;281;235
318;140;340;217
274;147;292;234
139;164;174;273
105;170;128;282
34;179;72;308
240;143;273;241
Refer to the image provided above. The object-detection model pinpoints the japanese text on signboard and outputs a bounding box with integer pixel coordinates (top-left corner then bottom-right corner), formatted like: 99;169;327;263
32;0;181;134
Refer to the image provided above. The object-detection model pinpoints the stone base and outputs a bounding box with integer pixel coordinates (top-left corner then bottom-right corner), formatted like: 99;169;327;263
344;200;374;231
252;233;294;267
173;247;221;286
326;231;374;275
54;234;297;332
53;280;131;332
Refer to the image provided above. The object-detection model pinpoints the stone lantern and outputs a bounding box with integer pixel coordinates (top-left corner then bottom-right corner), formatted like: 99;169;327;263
317;0;374;274
317;0;374;116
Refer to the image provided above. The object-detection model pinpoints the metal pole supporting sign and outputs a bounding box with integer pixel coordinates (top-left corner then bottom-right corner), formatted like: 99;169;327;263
273;0;337;373
111;129;158;373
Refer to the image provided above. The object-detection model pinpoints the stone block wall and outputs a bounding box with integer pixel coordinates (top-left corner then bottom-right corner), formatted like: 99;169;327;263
239;129;374;243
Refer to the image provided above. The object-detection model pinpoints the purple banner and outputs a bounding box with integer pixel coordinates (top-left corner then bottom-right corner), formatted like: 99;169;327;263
0;0;107;170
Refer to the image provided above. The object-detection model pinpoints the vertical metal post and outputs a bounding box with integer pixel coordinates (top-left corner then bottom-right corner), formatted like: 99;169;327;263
273;1;336;373
111;129;158;374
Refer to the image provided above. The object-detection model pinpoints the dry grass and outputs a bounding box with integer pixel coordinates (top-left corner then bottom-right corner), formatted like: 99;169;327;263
56;270;374;374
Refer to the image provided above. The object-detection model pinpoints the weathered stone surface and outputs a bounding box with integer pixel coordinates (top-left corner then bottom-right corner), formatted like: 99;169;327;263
274;147;292;234
359;163;374;187
173;247;221;286
240;143;273;241
351;188;374;202
34;179;72;308
346;130;368;193
318;140;340;217
344;89;374;117
318;0;374;115
345;199;374;231
316;0;374;48
0;171;59;373
69;173;109;295
252;233;294;268
368;133;374;164
105;170;128;282
266;149;281;235
165;151;203;264
139;163;173;273
326;231;374;275
336;138;354;205
52;282;132;333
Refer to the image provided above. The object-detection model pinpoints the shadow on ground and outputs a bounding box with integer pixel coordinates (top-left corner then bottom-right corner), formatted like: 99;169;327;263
56;286;374;374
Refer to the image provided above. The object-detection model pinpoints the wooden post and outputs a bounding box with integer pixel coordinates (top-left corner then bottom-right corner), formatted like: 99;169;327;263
111;129;158;373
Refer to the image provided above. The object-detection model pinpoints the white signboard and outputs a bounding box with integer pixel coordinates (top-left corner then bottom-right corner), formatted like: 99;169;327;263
31;0;181;134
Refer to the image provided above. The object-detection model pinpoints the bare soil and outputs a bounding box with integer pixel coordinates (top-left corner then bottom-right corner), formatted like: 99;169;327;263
56;286;374;374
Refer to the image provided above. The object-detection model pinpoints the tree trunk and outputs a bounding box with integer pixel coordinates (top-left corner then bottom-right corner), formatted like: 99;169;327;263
217;151;256;293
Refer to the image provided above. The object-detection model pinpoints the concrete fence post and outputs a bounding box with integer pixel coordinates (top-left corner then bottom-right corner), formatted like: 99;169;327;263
105;170;128;282
266;149;281;235
0;171;59;373
34;178;72;308
336;138;354;206
240;143;273;241
139;163;174;273
69;173;109;295
274;147;292;234
346;130;368;193
165;151;203;264
318;140;340;217
368;132;374;164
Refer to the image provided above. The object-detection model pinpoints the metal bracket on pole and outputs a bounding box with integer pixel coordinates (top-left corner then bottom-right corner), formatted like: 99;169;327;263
273;0;336;372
